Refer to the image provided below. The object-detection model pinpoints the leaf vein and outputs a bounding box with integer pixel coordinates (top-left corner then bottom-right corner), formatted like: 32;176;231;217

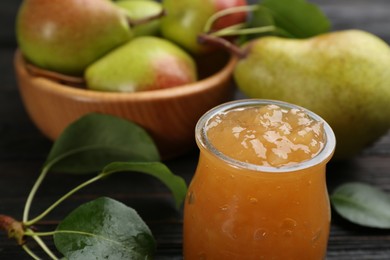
55;230;126;247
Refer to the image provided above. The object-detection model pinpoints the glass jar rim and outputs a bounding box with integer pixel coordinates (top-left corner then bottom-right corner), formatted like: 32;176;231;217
195;99;336;173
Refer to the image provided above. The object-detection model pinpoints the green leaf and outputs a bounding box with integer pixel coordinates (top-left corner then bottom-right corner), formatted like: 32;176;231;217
101;161;187;208
54;197;156;260
331;182;390;228
259;0;331;39
44;113;160;174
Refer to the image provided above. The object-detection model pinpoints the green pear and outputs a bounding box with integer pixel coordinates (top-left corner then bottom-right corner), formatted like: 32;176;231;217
234;30;390;159
85;36;197;92
115;0;162;37
160;0;247;54
16;0;133;76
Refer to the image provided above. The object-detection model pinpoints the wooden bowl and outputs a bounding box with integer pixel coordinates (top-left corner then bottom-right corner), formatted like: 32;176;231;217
14;50;237;159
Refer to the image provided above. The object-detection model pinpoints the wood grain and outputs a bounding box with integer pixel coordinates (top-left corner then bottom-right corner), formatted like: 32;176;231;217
1;0;390;259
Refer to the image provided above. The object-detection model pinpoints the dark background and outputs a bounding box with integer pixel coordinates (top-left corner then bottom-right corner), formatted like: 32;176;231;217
1;0;390;259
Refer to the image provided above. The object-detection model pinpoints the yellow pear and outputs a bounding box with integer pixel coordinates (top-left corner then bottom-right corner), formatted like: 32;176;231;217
234;30;390;159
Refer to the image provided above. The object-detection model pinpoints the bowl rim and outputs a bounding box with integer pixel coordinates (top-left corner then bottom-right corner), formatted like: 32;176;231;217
15;49;237;101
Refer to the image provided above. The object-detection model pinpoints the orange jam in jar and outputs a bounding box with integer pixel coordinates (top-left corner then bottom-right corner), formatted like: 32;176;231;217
183;99;336;260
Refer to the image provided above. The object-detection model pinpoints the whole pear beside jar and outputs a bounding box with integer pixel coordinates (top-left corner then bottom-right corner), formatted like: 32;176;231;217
234;30;390;159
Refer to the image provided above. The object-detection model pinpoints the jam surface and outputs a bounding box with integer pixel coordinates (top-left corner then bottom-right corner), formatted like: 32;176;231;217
206;104;325;167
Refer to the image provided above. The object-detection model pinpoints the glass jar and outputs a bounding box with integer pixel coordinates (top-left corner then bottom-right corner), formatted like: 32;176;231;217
183;99;336;259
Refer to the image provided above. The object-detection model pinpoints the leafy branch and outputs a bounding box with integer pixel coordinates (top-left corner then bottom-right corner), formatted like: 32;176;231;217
199;0;331;55
0;113;187;259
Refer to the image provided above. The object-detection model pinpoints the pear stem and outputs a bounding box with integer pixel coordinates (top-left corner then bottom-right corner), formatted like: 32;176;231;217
127;9;166;26
24;174;103;227
25;63;85;86
22;244;41;260
204;5;259;33
23;166;50;223
29;230;59;260
198;34;246;58
211;25;275;38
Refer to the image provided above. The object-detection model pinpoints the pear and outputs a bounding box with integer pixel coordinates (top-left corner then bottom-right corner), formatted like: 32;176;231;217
85;36;197;92
234;30;390;159
115;0;163;37
160;0;247;54
16;0;133;76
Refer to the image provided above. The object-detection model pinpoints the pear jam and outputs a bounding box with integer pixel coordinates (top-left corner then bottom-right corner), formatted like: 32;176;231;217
205;104;325;167
184;100;336;259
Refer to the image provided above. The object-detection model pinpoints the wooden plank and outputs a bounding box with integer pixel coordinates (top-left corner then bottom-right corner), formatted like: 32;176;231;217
1;0;390;259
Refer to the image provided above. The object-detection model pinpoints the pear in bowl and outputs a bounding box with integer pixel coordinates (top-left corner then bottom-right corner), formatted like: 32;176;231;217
14;49;236;159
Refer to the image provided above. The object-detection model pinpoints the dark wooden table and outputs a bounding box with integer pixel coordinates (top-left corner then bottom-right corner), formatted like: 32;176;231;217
1;0;390;259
